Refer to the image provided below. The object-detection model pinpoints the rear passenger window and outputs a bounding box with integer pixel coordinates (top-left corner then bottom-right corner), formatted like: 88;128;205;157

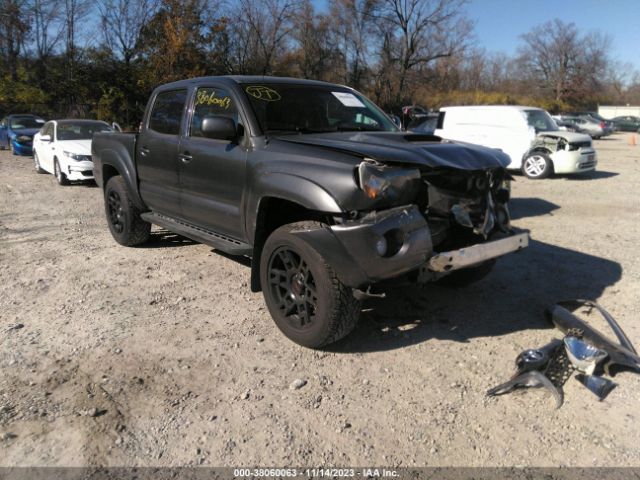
149;90;187;135
190;87;238;138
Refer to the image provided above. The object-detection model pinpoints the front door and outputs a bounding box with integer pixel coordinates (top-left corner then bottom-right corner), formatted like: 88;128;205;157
178;86;248;241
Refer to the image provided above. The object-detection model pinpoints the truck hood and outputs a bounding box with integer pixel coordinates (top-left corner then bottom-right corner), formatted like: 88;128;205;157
275;131;511;170
539;130;592;143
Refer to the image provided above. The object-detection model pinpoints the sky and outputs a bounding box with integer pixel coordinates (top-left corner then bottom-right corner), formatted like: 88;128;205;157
314;0;640;71
467;0;640;70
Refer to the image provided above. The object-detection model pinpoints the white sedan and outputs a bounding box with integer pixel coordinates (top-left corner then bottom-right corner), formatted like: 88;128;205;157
32;119;113;185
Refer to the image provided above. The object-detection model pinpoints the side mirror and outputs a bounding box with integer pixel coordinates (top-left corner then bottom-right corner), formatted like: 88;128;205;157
40;134;52;142
201;116;237;141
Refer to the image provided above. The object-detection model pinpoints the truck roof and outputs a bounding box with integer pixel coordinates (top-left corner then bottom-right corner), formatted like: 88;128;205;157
439;105;543;112
157;75;346;91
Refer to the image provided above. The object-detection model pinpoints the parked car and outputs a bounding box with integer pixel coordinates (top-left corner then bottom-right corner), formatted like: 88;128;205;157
555;115;608;139
92;76;528;348
0;114;46;155
435;106;597;179
563;111;614;135
32;119;113;185
611;116;640;132
552;117;588;134
408;113;439;135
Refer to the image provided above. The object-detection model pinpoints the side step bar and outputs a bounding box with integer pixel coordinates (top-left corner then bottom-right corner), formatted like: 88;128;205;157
140;212;253;256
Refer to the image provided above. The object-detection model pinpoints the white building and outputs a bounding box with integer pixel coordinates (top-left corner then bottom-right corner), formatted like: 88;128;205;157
598;105;640;118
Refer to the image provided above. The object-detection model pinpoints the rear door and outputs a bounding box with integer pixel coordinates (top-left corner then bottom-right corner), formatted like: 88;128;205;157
137;89;188;219
178;85;248;240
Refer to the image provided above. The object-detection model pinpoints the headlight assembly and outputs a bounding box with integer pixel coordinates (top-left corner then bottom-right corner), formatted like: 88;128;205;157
357;159;421;204
17;135;31;143
63;151;89;161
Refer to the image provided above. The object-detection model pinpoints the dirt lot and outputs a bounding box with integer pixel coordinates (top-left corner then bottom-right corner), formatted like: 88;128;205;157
1;134;639;468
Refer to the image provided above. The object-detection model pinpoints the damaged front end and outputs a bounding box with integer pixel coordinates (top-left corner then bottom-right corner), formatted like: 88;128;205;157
292;159;528;289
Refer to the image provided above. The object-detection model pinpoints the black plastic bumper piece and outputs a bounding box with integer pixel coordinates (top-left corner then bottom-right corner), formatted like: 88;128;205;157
291;205;432;288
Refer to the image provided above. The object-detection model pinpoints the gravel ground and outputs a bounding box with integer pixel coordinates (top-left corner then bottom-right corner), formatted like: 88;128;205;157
0;133;639;467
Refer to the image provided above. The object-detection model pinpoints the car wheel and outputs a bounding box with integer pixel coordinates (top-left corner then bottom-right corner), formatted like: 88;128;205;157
435;259;496;287
260;221;361;348
104;176;151;246
33;151;46;174
54;159;69;185
522;152;553;179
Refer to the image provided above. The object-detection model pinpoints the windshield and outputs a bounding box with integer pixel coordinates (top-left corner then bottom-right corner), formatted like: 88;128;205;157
241;84;398;134
525;110;559;133
10;117;44;129
57;122;112;140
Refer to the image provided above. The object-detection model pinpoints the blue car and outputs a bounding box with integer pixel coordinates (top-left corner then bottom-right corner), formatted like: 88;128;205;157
0;114;46;156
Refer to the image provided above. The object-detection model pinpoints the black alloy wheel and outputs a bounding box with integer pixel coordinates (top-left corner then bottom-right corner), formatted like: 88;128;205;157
267;246;319;330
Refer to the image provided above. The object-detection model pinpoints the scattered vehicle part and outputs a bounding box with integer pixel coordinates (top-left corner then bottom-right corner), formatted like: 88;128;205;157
487;338;565;409
92;75;527;348
487;370;563;409
515;339;563;372
564;336;608;374
558;300;637;354
575;374;617;401
547;303;640;376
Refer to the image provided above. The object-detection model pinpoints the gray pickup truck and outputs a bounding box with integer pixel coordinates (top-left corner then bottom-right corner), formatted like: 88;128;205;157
92;76;528;348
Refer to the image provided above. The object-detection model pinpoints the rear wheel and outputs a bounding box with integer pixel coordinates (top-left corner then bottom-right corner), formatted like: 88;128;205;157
54;159;69;185
260;221;361;348
104;176;151;246
522;152;553;179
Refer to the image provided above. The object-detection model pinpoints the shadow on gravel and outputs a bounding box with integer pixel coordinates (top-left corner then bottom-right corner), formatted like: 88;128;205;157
558;171;619;181
510;197;560;220
329;239;622;353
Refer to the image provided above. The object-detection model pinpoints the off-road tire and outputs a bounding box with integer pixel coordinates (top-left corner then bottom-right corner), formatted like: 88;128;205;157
436;259;496;288
260;221;361;348
33;151;46;174
522;152;553;179
54;159;69;185
104;175;151;246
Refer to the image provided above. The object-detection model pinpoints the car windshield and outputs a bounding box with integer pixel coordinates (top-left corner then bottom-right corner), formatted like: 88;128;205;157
241;83;398;134
57;122;112;140
525;110;559;133
10;117;44;129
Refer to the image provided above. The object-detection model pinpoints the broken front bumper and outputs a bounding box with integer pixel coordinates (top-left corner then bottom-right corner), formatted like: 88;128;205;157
292;205;528;289
426;233;529;273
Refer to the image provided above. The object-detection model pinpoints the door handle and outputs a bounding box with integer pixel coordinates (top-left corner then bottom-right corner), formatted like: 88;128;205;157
178;152;193;164
140;146;150;156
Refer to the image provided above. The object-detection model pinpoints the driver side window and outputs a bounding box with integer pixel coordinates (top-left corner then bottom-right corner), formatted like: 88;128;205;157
190;87;239;138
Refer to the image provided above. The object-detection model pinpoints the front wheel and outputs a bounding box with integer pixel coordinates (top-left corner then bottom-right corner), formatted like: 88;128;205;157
260;221;361;348
522;153;553;179
54;159;69;185
104;176;151;246
33;151;46;173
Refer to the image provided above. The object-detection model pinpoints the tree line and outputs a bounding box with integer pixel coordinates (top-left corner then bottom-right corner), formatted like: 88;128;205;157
1;0;638;127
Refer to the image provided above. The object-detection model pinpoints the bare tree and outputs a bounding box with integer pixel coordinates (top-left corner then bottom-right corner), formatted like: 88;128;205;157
31;0;65;61
376;0;472;105
329;0;379;89
230;0;301;75
97;0;159;65
517;19;612;103
0;0;30;80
